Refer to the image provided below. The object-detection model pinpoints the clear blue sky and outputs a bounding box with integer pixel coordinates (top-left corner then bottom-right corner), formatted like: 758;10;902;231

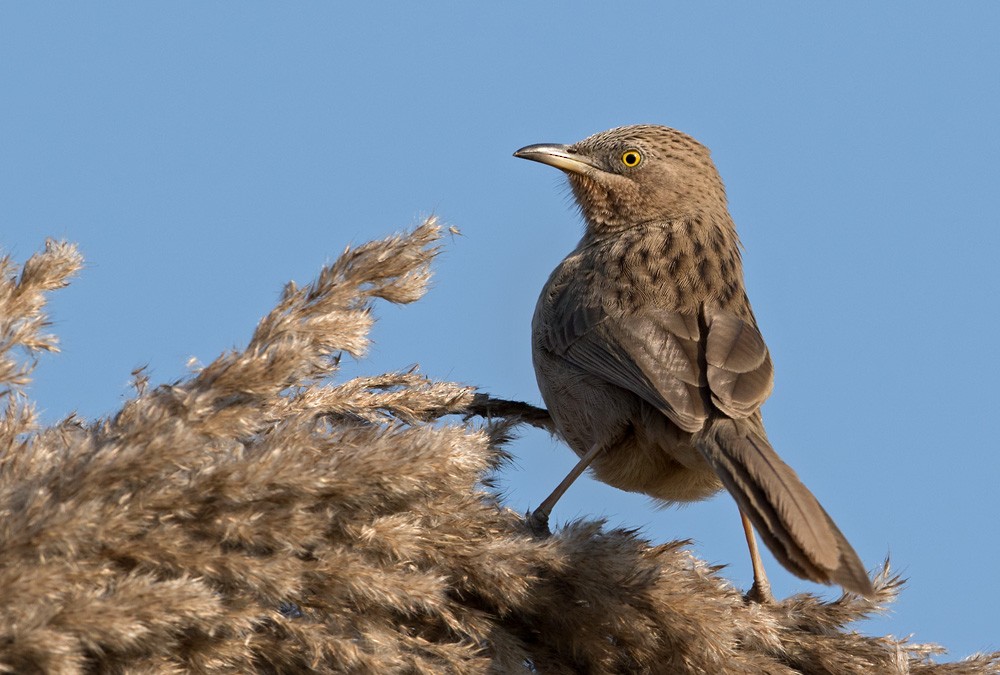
3;2;998;659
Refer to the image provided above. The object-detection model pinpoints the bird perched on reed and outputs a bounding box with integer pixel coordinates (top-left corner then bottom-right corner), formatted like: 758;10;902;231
514;125;874;601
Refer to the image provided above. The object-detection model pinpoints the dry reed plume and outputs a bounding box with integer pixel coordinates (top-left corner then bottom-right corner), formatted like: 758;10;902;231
0;222;996;674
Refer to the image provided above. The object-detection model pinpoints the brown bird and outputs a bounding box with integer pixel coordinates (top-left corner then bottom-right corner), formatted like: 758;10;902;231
514;125;874;601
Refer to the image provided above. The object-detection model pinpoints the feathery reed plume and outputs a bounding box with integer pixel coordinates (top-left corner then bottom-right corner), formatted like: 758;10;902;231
0;223;996;674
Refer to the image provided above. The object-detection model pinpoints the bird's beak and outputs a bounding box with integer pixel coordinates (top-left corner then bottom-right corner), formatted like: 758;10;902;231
513;143;598;175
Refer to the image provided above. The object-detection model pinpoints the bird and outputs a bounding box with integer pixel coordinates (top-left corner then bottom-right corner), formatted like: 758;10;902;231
514;124;874;601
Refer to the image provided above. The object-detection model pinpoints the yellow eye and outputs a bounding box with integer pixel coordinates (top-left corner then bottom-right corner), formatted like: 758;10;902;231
621;150;642;167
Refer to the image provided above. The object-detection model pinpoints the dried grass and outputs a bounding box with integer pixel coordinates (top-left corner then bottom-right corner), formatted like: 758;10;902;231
0;221;995;674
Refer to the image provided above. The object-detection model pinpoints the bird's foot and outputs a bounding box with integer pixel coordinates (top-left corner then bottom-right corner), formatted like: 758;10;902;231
525;509;552;538
744;578;774;605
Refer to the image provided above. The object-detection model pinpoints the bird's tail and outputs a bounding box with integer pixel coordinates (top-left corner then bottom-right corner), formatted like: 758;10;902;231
695;417;875;597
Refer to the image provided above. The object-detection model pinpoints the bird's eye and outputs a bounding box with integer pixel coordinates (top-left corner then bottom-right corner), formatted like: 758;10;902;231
621;150;642;167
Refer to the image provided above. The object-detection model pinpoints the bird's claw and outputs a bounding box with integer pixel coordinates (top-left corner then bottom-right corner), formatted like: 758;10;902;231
744;579;774;605
525;509;552;538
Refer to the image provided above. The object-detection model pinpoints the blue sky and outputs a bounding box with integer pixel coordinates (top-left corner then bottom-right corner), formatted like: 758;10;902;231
3;2;998;658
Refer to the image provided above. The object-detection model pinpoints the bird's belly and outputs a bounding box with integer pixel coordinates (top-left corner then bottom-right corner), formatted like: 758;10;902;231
533;349;722;504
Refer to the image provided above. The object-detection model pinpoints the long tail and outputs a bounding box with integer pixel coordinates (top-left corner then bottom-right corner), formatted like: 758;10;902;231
696;417;874;597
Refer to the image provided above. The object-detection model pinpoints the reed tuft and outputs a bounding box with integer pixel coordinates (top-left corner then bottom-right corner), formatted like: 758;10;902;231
0;222;995;673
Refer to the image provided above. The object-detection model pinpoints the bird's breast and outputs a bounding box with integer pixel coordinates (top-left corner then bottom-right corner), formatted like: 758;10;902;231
540;223;747;319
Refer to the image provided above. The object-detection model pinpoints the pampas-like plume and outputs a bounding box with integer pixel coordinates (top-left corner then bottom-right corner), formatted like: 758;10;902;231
0;221;996;674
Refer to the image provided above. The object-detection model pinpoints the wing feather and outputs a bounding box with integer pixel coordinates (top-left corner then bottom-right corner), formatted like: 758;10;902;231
540;295;773;430
704;309;774;418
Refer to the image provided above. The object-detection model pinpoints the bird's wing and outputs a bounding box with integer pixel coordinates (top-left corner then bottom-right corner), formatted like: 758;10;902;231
541;302;772;432
703;307;774;419
541;301;706;432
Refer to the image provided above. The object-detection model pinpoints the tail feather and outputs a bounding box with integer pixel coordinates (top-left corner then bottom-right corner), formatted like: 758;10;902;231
696;418;874;597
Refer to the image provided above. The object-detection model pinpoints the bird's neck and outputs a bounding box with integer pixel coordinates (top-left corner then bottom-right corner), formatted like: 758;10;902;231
579;215;749;314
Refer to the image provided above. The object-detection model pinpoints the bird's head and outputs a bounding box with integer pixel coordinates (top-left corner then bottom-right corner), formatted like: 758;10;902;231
515;124;728;234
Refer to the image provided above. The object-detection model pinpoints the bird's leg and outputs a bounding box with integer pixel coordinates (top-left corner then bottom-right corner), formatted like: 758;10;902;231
741;510;774;604
526;442;604;537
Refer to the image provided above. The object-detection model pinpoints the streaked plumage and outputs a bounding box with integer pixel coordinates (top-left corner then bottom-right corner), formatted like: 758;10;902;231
516;125;873;598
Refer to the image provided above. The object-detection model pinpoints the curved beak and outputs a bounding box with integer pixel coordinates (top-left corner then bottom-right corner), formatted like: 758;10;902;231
513;143;598;175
